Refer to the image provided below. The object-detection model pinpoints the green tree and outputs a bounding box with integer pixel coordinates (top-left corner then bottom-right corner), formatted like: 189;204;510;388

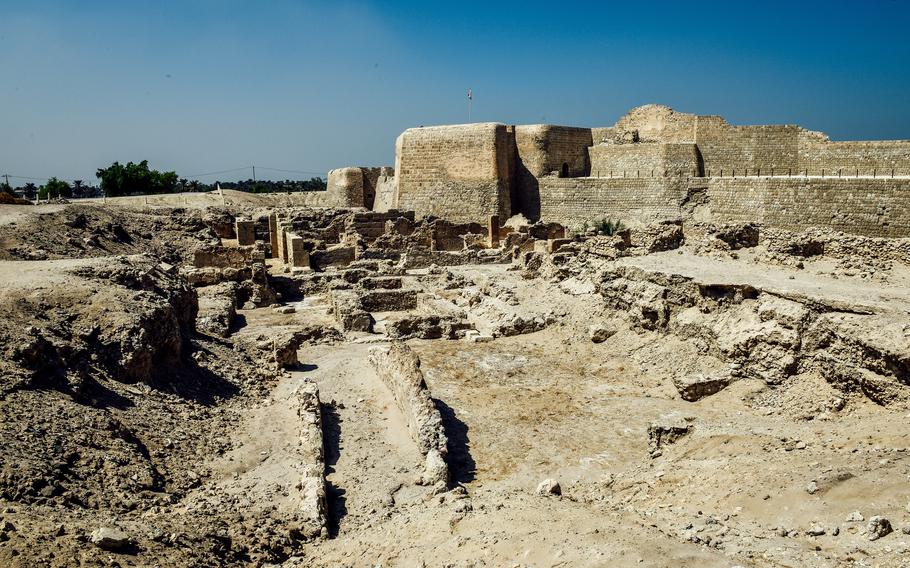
0;180;13;195
38;177;72;199
96;160;179;196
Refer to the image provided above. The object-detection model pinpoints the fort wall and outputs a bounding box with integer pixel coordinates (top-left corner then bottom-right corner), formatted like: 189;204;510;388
326;167;365;208
537;177;687;227
373;171;398;212
695;121;800;175
514;125;593;177
707;177;910;237
335;104;910;237
394;123;512;223
588;143;700;178
798;131;910;175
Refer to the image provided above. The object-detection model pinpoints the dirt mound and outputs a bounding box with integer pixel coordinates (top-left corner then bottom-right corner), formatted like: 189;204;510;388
0;205;219;263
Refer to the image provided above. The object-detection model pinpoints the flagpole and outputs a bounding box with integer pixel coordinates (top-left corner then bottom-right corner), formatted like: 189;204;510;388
467;88;472;123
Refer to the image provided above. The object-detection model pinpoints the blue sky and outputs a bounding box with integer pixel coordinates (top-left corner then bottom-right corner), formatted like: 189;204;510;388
2;0;909;183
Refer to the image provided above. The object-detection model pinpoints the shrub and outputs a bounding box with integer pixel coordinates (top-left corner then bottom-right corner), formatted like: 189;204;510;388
582;219;625;237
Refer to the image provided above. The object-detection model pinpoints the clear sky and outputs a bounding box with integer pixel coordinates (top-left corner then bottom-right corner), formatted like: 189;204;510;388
2;0;909;184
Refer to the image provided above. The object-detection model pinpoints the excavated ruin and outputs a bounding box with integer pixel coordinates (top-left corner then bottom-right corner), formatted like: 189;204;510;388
3;196;910;567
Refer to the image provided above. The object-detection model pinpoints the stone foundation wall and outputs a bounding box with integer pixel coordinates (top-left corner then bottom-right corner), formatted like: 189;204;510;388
192;246;252;269
368;342;448;488
293;381;328;539
707;177;910;237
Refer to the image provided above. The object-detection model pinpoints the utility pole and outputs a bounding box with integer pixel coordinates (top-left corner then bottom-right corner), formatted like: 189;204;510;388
252;165;256;182
2;174;9;187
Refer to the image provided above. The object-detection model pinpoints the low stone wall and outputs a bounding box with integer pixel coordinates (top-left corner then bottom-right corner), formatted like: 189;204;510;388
195;282;237;337
400;248;510;269
359;289;418;312
192;246;252;269
330;289;373;332
294;381;328;539
311;245;356;270
368;342;448;489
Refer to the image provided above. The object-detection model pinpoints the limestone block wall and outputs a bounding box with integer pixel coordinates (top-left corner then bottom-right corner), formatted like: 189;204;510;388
326;167;366;208
510;125;592;220
798;131;910;175
368;342;448;488
395;123;512;223
695;120;800;175
537;177;686;227
514;125;593;177
596;105;802;175
373;173;398;212
360;167;388;209
596;104;698;144
589;143;700;178
707;177;910;237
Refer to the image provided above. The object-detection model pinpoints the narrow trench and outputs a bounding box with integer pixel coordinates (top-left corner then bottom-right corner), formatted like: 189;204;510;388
320;402;346;538
304;344;425;538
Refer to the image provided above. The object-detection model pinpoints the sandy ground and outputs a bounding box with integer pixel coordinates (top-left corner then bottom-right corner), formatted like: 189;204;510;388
219;263;910;567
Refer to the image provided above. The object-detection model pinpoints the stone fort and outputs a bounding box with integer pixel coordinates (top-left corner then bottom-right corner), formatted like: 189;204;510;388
315;104;910;237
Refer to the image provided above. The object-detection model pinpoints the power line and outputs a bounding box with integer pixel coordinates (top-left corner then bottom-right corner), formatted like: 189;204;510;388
185;167;252;179
185;166;325;179
5;174;55;181
257;166;325;176
2;164;327;185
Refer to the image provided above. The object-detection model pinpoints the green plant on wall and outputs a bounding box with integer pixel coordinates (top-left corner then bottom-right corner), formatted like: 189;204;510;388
600;218;624;235
584;218;624;236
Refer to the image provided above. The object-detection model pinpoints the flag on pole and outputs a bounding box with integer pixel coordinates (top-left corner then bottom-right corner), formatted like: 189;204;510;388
467;88;472;100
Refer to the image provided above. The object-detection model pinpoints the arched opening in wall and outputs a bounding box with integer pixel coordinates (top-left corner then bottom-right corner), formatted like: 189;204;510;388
560;162;569;178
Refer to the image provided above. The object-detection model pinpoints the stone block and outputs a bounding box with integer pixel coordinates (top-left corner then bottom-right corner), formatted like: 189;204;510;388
288;234;311;268
268;213;280;258
236;219;256;246
489;215;500;248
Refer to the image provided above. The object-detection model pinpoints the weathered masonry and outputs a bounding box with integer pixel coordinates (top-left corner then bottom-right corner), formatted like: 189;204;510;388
320;104;910;237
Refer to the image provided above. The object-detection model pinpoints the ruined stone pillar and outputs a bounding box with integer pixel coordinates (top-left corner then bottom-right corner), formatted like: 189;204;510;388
288;234;311;269
268;213;280;258
236;219;256;246
278;222;292;264
489;215;500;248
